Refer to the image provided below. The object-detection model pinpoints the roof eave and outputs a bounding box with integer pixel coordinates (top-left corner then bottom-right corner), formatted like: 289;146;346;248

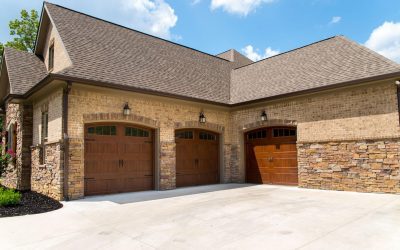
231;71;400;106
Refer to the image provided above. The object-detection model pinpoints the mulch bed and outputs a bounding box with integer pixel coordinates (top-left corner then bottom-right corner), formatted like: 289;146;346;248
0;188;63;218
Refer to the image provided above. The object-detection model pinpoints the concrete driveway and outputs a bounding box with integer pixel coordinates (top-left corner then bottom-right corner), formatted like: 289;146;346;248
1;184;399;250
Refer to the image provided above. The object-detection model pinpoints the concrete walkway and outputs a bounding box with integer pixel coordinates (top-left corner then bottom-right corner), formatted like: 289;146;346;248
0;184;399;250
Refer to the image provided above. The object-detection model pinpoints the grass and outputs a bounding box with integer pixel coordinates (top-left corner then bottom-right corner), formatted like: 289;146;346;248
0;187;21;207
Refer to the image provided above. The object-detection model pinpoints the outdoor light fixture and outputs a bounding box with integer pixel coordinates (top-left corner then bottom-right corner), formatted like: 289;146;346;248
199;112;206;123
396;80;400;86
123;102;131;116
261;110;267;121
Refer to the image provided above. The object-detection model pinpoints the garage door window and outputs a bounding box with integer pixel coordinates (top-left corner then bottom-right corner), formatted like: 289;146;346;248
247;130;267;140
87;126;117;136
125;127;150;137
199;132;216;141
273;128;296;137
175;130;193;139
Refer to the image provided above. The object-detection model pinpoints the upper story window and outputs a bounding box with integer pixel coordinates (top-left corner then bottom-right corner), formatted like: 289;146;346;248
41;111;48;142
48;43;54;71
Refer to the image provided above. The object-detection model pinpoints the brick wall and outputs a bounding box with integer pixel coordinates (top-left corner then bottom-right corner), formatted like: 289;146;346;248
66;84;232;199
20;78;400;199
42;21;72;73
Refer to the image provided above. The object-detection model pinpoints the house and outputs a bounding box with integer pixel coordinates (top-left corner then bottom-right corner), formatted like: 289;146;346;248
1;2;400;201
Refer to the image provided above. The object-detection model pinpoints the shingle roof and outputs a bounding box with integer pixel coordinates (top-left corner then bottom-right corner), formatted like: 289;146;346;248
3;47;48;95
2;3;399;105
230;36;400;104
44;3;233;103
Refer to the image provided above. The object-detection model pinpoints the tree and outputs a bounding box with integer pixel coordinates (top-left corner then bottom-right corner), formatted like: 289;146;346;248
0;9;39;60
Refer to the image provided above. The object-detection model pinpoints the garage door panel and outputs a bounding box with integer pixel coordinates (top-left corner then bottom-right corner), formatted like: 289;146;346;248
84;124;154;196
176;130;219;188
246;127;298;186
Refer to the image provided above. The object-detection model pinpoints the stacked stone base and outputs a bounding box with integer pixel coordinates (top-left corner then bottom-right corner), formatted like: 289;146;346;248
31;142;64;200
298;139;400;193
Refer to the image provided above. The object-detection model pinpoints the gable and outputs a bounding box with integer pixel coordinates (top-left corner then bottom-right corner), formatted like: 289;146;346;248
34;4;72;73
0;57;10;102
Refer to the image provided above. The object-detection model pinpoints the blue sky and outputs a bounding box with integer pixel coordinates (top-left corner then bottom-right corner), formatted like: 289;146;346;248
1;0;400;62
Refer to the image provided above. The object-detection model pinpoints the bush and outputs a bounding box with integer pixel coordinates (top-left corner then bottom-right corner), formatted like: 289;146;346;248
0;187;21;207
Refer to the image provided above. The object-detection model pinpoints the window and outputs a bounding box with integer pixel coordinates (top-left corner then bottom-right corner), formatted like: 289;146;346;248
175;130;193;139
199;132;216;141
87;126;117;136
273;128;296;137
48;43;54;70
125;127;150;137
247;130;267;140
7;123;17;154
41;112;48;142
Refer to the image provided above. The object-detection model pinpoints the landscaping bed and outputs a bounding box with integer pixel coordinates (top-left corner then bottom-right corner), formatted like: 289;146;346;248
0;186;62;217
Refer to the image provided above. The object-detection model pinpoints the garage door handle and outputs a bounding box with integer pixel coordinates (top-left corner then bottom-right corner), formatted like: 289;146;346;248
144;174;153;177
84;178;95;180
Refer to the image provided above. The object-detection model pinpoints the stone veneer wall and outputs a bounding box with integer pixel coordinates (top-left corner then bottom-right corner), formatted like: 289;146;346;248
1;103;33;190
31;142;64;200
298;140;400;193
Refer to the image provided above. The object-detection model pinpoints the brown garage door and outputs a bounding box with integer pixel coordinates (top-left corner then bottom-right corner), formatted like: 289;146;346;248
175;129;219;187
245;127;298;185
84;123;154;196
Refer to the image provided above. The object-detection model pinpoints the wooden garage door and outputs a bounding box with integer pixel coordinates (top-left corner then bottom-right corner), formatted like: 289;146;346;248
175;129;219;187
84;123;154;196
245;127;298;185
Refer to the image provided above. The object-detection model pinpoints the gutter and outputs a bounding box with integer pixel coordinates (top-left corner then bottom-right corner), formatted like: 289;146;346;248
62;81;72;200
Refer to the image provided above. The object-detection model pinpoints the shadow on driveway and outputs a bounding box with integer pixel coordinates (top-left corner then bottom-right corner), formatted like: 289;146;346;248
79;183;256;204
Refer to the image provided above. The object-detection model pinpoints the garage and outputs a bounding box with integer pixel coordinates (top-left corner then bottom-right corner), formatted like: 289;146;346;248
175;129;220;187
84;123;154;196
245;127;298;185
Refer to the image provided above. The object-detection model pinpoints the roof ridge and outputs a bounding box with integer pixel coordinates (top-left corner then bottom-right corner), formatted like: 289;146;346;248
337;35;400;68
43;2;231;63
233;35;340;71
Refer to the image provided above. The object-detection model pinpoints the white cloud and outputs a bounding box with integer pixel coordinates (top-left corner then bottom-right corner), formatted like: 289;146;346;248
365;21;400;63
242;45;280;61
211;0;275;16
122;0;178;39
330;16;341;24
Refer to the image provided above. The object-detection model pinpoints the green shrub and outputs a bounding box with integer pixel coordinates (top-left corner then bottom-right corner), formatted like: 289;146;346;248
0;187;21;206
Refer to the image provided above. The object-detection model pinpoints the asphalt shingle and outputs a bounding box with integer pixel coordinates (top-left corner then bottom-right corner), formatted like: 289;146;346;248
2;3;400;105
3;47;48;95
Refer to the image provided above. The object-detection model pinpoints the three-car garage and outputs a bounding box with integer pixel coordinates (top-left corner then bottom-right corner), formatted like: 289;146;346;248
84;123;297;196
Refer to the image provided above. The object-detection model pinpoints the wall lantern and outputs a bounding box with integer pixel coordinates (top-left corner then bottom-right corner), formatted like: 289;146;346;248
199;112;206;123
123;102;131;116
261;110;267;121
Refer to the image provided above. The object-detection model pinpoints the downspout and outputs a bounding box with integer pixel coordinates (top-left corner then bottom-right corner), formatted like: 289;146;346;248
62;81;72;200
397;80;400;126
